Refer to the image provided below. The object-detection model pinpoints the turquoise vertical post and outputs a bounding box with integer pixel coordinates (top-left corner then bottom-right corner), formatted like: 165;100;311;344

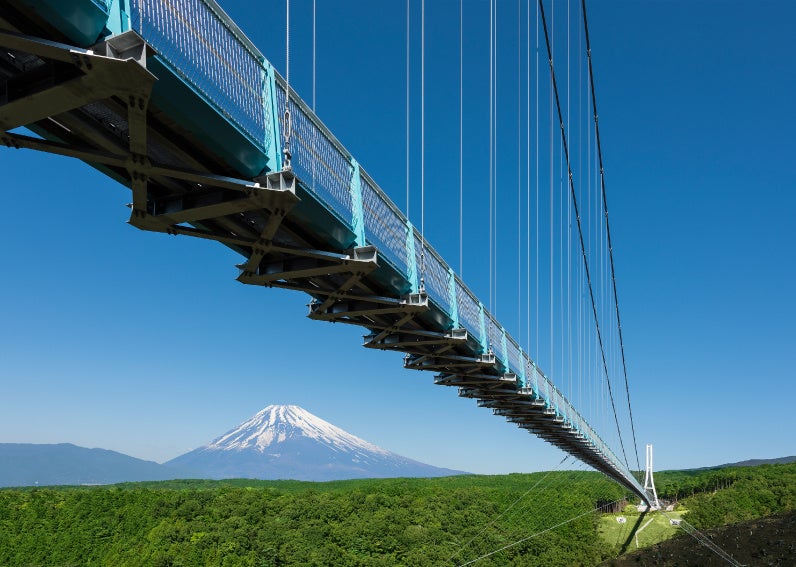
447;269;459;329
105;0;130;35
406;221;419;293
263;61;282;172
518;348;527;387
500;328;508;374
349;159;365;246
478;303;488;354
544;376;552;409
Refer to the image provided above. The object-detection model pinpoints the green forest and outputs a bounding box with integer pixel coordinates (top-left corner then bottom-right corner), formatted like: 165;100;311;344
1;463;794;566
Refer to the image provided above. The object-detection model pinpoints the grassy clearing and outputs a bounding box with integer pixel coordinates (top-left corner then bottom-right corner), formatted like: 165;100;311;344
598;505;686;554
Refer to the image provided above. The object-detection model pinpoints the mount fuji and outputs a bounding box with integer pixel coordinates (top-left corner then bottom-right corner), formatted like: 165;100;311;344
165;405;466;481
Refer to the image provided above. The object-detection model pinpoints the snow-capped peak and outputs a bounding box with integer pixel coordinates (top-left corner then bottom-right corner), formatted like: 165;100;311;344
204;405;391;456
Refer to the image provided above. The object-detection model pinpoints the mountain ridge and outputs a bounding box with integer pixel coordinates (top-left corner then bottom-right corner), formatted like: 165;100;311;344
701;455;796;470
0;443;193;488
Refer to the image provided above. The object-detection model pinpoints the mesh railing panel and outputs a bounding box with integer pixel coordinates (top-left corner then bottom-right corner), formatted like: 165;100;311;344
487;315;500;354
361;175;408;275
422;246;450;316
506;337;522;377
275;86;353;224
130;0;267;150
536;368;551;403
456;281;480;339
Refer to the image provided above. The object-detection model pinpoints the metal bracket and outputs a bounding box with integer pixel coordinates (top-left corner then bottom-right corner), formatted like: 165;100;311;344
364;327;466;353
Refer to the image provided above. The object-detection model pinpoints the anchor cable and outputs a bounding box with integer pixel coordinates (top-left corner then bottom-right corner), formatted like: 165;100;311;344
448;455;571;564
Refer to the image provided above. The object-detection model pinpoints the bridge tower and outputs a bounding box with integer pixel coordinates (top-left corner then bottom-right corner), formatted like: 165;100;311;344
643;444;660;508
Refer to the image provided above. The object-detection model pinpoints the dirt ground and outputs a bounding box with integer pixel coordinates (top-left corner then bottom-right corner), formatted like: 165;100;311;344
600;511;796;566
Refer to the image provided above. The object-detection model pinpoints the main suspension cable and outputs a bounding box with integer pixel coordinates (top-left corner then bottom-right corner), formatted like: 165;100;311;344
538;0;630;472
581;0;641;473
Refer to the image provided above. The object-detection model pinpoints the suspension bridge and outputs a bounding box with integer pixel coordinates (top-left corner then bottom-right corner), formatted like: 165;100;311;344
0;0;653;505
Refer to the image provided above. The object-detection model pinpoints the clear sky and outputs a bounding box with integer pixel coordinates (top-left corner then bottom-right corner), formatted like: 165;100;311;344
1;0;794;475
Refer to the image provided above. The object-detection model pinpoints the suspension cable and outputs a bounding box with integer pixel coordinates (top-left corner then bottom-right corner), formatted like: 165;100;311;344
535;0;539;362
493;0;498;322
405;0;410;217
459;0;464;277
526;0;531;354
312;0;316;111
311;0;316;189
566;0;572;409
488;0;495;347
517;0;522;342
526;0;531;356
419;0;426;290
538;0;630;472
283;0;292;170
581;0;641;473
548;0;554;382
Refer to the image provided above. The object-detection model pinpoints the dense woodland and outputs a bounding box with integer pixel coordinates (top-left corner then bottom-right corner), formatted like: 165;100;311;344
658;463;796;529
1;463;794;566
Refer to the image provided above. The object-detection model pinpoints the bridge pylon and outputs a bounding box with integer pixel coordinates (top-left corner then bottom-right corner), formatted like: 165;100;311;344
643;443;660;509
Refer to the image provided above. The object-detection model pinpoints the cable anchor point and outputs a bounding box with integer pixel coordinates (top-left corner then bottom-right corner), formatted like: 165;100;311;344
282;108;293;171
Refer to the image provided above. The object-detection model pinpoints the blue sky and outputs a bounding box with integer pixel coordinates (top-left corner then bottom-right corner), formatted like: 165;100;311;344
1;0;794;475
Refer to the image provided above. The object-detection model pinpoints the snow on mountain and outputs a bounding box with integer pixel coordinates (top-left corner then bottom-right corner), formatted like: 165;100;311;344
166;405;467;481
206;405;390;457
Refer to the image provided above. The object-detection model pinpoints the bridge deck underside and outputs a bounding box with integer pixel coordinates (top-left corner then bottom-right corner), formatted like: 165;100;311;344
0;6;648;503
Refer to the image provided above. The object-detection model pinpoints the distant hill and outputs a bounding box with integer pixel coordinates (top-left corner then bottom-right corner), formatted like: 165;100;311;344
714;456;796;468
0;443;193;488
685;456;796;471
166;405;467;481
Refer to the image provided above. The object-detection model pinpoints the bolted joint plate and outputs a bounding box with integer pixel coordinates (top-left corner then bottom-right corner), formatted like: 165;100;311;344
347;245;378;265
477;352;496;365
256;170;297;195
94;30;150;66
402;292;428;308
446;328;468;341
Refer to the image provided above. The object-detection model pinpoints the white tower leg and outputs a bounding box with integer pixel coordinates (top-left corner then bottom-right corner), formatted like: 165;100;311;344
643;444;660;508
